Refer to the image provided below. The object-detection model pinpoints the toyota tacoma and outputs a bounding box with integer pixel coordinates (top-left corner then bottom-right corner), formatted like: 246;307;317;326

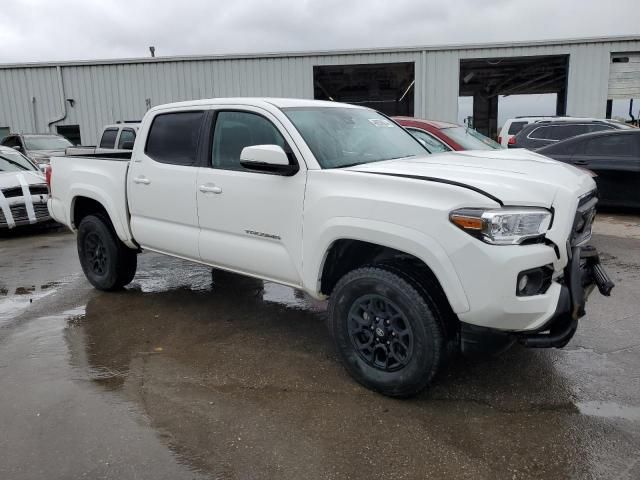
47;98;614;397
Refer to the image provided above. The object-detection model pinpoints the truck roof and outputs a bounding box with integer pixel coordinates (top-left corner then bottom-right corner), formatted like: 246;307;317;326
148;97;361;113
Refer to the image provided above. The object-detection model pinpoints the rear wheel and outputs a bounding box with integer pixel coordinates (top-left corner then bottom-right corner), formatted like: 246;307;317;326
328;266;445;397
77;214;137;291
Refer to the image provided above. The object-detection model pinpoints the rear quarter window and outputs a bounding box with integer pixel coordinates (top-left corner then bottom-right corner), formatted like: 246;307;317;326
508;121;528;135
528;126;552;140
144;111;205;165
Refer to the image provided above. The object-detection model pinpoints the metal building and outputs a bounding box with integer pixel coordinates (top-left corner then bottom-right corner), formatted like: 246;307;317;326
1;35;639;144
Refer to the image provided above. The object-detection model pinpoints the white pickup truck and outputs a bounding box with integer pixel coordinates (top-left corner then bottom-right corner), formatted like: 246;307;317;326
65;123;140;156
48;98;614;397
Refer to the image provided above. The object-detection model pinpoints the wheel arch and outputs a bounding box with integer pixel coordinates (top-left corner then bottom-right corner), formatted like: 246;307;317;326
306;219;470;315
69;188;135;248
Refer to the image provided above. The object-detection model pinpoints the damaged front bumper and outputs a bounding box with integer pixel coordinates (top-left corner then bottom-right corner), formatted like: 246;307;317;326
460;245;614;355
516;245;614;348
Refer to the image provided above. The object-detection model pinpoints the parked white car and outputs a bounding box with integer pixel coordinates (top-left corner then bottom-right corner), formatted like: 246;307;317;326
65;123;140;156
48;98;614;397
0;145;51;229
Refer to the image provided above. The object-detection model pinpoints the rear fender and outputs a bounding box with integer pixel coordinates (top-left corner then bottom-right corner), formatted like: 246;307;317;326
69;184;135;248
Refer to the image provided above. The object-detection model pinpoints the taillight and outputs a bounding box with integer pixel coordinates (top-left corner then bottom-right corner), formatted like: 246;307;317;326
44;165;52;190
498;136;502;144
508;136;516;145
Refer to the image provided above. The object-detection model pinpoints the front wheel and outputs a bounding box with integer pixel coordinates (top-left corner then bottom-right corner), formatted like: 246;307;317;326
77;214;137;291
328;266;445;397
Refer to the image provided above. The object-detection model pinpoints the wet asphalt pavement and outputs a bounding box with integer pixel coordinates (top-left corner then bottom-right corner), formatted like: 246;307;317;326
1;220;639;480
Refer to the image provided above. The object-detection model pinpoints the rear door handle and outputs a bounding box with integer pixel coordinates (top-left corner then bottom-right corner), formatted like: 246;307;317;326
133;176;151;185
199;184;222;194
573;160;588;166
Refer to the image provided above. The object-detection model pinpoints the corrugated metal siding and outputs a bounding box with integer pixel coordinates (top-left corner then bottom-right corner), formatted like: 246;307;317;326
422;50;460;122
566;42;611;118
608;52;640;99
1;39;639;144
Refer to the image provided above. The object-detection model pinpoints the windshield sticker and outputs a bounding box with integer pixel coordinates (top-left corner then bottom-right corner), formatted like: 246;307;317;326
368;118;395;128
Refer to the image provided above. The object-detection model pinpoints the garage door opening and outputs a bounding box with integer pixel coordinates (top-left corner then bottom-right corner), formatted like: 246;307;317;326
459;55;569;139
313;62;414;116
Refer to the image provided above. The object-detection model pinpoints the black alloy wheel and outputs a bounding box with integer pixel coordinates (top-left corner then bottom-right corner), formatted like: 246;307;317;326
347;294;414;372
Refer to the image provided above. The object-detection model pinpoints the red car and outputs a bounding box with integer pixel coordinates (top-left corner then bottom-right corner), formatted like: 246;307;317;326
393;117;502;152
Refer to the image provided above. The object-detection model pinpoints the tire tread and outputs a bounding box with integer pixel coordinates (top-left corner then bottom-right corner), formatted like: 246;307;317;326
329;265;445;397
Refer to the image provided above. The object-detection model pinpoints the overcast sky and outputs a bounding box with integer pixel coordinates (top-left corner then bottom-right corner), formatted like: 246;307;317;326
1;0;638;127
1;0;639;63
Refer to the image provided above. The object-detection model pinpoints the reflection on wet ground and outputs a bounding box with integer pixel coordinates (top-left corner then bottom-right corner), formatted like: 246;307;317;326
1;230;639;479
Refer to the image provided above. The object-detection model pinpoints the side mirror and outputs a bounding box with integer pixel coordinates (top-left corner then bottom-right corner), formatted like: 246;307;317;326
12;145;22;152
121;141;135;150
239;145;298;176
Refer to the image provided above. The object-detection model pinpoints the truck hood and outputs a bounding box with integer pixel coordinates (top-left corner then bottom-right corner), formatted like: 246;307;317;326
347;148;595;207
0;170;45;189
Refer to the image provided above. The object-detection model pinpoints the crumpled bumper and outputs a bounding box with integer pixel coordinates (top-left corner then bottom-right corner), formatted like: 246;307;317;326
516;245;614;348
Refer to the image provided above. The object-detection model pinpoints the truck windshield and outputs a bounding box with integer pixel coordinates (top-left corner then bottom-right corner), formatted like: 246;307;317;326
23;135;72;150
283;107;428;168
0;151;38;172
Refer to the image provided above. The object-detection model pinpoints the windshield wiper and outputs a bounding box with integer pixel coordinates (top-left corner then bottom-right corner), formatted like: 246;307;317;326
386;154;417;161
334;161;366;169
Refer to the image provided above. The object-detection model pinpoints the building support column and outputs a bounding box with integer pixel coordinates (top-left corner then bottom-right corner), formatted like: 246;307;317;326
556;87;567;115
473;93;498;139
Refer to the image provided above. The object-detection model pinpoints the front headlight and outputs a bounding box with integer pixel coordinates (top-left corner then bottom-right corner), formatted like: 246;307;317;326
450;207;552;245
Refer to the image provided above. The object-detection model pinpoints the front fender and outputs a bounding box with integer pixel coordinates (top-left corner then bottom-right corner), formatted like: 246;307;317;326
304;217;470;314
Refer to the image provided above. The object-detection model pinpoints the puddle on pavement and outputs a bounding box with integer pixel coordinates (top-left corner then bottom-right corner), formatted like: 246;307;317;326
60;286;639;480
128;255;214;293
129;254;326;312
577;401;640;421
3;242;639;478
0;281;66;325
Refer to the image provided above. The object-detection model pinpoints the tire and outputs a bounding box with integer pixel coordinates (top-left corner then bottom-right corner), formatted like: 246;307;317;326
328;266;445;397
77;214;137;291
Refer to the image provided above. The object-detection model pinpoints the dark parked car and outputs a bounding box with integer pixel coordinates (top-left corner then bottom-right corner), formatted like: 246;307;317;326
1;133;72;166
538;129;640;208
510;120;631;150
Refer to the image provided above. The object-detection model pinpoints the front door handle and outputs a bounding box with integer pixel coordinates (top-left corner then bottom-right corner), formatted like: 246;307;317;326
199;184;222;194
573;160;588;166
133;176;151;185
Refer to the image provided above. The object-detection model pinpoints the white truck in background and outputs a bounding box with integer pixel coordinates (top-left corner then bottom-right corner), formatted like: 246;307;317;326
65;123;140;156
47;98;614;397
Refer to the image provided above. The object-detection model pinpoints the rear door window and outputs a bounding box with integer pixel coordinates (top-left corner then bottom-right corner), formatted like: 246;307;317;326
508;121;528;135
584;134;637;157
145;111;205;165
99;128;118;149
